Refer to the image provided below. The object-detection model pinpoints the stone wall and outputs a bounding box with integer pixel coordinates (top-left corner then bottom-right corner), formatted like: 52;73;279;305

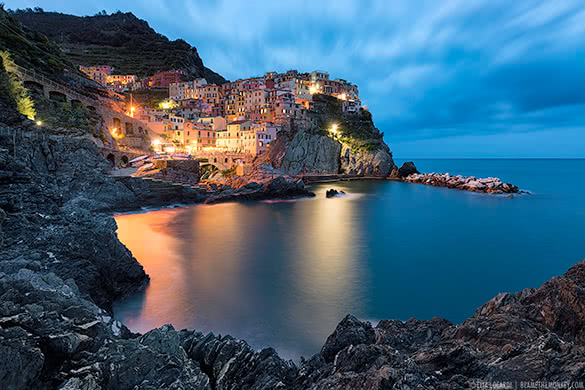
152;159;200;184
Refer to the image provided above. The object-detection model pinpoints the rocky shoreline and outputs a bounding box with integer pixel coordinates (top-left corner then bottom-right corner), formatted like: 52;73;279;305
404;172;520;194
2;108;583;388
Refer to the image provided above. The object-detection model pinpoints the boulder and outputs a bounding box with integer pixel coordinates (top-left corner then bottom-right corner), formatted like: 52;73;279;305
325;188;345;198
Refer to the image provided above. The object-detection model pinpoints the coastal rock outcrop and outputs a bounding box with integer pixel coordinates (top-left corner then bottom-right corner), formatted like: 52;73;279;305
205;175;315;204
276;95;396;178
280;131;342;175
325;188;345;198
404;172;520;194
390;161;419;178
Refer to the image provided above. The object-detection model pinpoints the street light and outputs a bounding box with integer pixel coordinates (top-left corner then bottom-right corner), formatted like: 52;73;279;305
36;120;43;126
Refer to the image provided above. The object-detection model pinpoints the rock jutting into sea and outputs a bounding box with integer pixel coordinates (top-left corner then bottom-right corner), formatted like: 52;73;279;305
204;176;315;204
325;188;345;198
403;172;520;194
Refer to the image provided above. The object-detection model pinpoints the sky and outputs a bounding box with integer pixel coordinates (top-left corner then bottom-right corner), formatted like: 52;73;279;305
8;0;585;158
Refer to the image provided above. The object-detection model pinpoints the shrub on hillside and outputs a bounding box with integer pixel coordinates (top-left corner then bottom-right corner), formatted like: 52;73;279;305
0;50;36;119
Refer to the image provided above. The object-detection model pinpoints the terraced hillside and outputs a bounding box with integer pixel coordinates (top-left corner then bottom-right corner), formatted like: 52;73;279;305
10;9;225;84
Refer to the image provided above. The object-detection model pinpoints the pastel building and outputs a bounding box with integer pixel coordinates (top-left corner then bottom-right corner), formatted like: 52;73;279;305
216;120;252;152
164;114;184;135
79;65;112;86
106;74;137;85
243;122;278;156
150;70;185;88
169;78;207;100
197;116;227;131
181;122;216;151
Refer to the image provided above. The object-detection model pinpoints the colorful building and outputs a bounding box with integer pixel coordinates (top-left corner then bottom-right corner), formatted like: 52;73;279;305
216;120;252;152
181;122;216;151
150;70;185;88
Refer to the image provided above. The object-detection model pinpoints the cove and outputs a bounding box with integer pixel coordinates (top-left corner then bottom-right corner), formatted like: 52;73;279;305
114;159;585;360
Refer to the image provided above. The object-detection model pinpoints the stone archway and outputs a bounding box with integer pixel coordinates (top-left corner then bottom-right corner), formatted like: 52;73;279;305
121;155;129;166
106;153;116;166
49;90;67;103
23;80;44;93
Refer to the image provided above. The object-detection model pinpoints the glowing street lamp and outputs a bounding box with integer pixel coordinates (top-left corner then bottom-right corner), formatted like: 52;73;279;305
309;83;320;95
36;120;43;126
329;123;339;137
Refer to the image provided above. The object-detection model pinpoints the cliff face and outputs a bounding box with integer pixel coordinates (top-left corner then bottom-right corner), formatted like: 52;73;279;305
10;10;225;84
277;95;395;177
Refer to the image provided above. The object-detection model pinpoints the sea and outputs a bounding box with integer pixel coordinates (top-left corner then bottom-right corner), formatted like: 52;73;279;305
113;159;585;360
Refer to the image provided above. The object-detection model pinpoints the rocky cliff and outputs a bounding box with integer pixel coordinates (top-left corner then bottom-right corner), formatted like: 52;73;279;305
10;9;225;84
275;95;395;177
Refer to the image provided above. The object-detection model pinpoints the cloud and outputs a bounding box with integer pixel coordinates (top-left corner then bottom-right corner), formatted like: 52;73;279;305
7;0;585;156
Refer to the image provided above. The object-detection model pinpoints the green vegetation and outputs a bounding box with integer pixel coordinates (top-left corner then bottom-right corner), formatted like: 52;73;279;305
220;166;237;178
312;94;384;153
0;6;75;79
128;88;169;109
31;91;100;134
0;51;36;119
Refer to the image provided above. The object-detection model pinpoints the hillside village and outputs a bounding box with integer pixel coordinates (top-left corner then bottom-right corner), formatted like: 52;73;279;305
79;65;363;157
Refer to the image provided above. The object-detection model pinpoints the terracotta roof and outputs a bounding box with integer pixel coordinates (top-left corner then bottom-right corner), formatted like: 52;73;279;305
228;120;251;125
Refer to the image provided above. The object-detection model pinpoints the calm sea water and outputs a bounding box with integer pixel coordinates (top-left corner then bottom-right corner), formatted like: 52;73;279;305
113;159;585;360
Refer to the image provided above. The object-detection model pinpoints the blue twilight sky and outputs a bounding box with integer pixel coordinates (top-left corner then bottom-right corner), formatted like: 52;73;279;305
7;0;585;158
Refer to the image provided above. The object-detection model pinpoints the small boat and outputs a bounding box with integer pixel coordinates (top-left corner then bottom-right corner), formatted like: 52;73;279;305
170;153;192;160
128;155;149;164
136;162;154;173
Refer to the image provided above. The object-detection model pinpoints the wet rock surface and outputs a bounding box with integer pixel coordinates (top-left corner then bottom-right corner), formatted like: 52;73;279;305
390;161;420;178
325;188;345;198
205;176;315;204
404;172;520;194
2;107;584;388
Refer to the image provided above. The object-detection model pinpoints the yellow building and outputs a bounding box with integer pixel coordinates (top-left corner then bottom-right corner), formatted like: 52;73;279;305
216;120;252;152
106;74;137;85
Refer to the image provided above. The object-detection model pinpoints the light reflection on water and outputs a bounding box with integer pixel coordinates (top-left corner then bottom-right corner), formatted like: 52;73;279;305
114;160;585;359
114;192;368;359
